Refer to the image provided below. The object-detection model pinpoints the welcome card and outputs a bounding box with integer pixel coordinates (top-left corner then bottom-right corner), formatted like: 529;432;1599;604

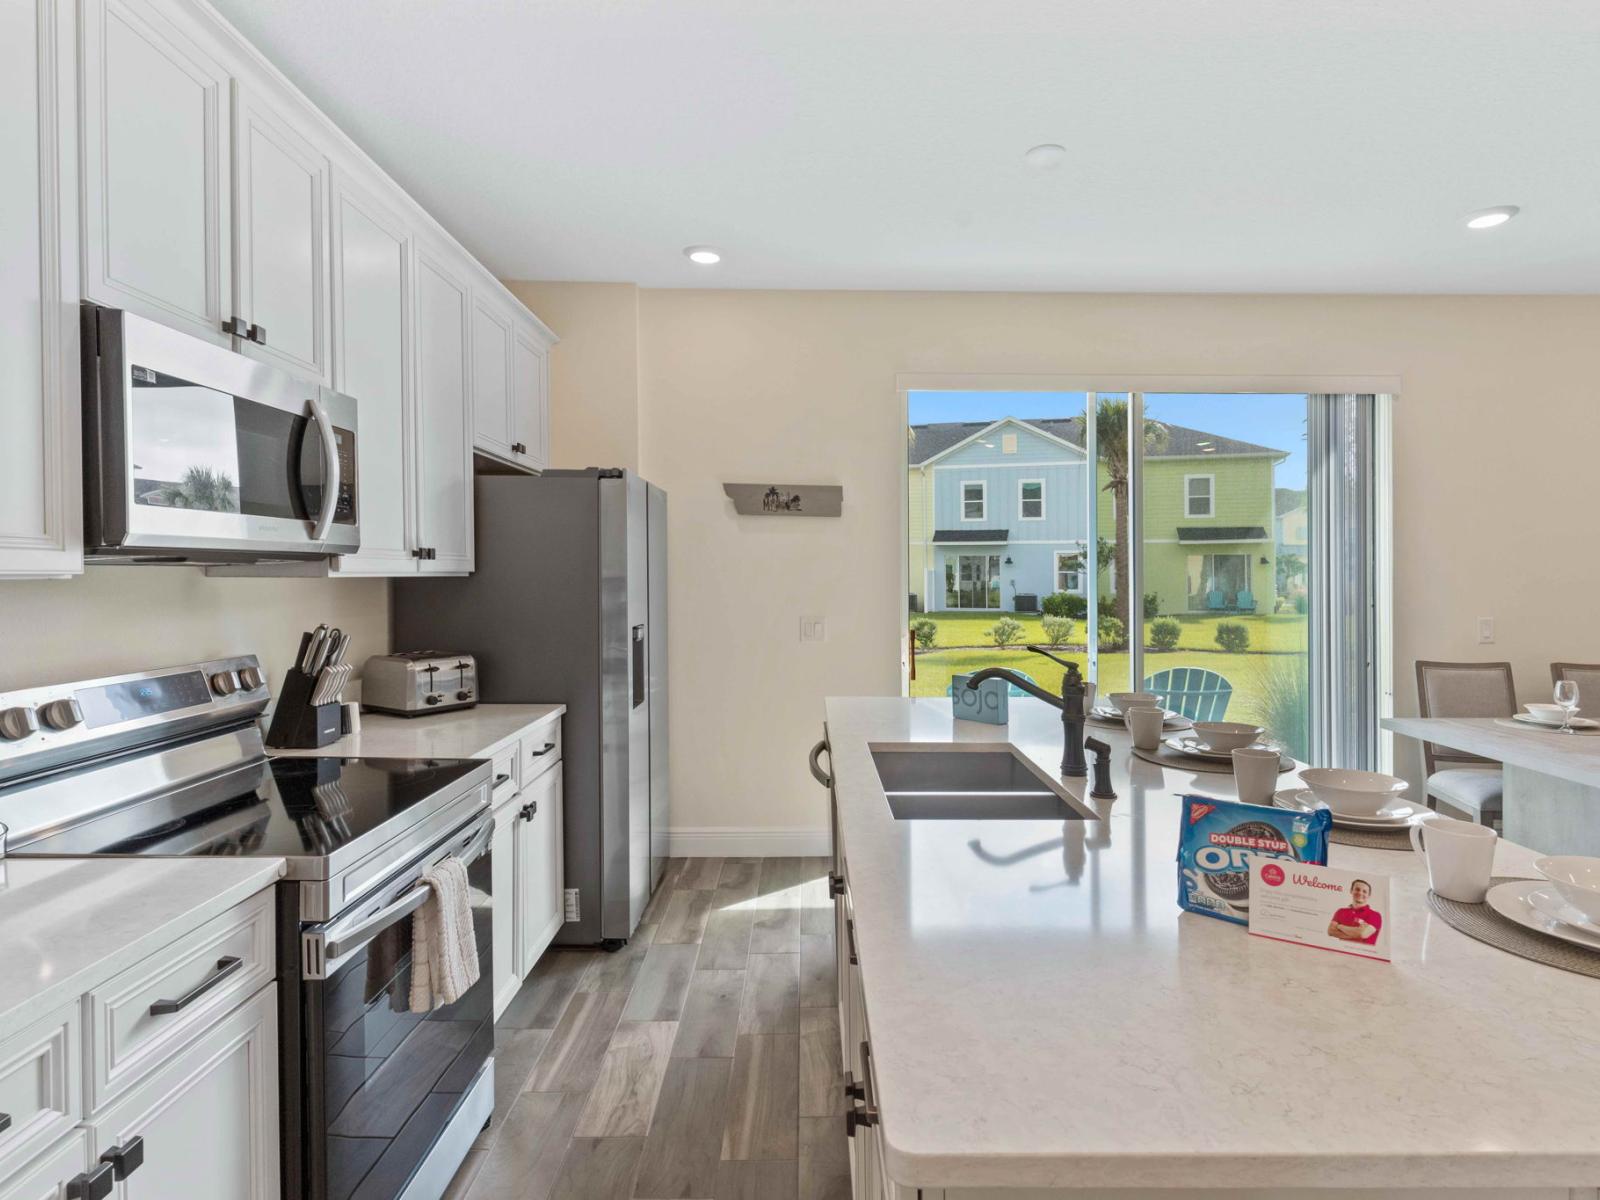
1246;857;1391;962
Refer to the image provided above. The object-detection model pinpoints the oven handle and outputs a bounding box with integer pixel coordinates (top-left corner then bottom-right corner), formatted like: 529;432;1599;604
307;396;340;541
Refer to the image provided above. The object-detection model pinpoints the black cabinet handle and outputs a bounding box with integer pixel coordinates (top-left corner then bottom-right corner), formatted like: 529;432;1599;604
100;1136;145;1180
67;1163;114;1200
528;742;556;758
150;956;243;1015
845;918;858;966
511;441;527;455
0;1111;10;1134
828;872;846;899
248;323;266;344
222;316;249;338
492;773;512;788
518;800;538;821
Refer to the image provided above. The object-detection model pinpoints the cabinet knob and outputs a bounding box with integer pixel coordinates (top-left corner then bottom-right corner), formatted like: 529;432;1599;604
248;323;267;344
66;1163;114;1200
100;1135;146;1180
519;800;538;822
511;442;527;455
222;315;250;338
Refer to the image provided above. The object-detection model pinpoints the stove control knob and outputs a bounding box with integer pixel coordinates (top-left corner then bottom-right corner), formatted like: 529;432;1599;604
39;698;83;731
0;706;40;741
237;665;265;691
210;671;240;696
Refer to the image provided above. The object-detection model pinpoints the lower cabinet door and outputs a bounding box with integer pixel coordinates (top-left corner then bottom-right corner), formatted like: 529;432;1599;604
490;799;521;1016
88;984;279;1200
515;763;564;975
0;1129;89;1200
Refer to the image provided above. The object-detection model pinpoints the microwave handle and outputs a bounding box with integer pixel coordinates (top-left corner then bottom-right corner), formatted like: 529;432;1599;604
307;396;341;540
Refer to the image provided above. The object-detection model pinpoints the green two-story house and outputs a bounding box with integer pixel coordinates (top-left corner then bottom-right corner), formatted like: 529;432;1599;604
908;416;1287;615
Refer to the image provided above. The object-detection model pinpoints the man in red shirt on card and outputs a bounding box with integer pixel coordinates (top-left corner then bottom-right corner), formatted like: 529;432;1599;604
1327;878;1383;946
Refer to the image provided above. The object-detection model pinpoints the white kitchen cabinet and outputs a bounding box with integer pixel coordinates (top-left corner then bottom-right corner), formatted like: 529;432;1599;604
87;983;278;1200
0;0;81;579
230;81;330;383
471;293;515;461
329;170;416;576
0;1129;89;1200
515;761;565;977
80;0;232;346
413;243;475;575
511;326;551;471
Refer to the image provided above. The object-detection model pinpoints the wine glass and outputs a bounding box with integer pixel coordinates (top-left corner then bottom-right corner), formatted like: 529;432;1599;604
1554;679;1581;734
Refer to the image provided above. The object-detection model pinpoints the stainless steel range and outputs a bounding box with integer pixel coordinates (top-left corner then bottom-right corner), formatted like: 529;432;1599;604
0;656;494;1200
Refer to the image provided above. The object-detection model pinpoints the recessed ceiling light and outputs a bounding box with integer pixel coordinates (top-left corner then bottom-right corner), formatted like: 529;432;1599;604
684;245;721;264
1023;143;1067;170
1464;205;1519;230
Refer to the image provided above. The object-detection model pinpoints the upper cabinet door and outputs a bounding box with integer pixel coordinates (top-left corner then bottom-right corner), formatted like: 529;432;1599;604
330;171;414;576
232;82;331;383
80;0;231;345
414;244;473;574
511;328;549;471
471;294;514;459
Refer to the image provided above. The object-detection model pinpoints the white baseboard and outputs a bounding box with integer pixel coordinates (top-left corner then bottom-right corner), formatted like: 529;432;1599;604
667;827;830;858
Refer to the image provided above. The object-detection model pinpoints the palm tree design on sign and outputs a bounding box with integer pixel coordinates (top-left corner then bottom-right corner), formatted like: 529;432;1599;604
762;486;803;512
161;465;238;512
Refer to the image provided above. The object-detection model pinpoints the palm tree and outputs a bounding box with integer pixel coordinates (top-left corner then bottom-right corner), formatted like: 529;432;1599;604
164;465;237;512
1094;397;1167;625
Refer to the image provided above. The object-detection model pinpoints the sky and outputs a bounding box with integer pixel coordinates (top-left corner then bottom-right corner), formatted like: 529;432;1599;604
907;390;1308;485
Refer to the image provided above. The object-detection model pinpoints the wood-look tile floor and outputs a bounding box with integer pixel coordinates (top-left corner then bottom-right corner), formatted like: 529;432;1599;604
444;858;850;1200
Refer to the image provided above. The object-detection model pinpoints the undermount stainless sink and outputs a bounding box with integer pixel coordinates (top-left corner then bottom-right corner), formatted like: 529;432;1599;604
870;744;1093;821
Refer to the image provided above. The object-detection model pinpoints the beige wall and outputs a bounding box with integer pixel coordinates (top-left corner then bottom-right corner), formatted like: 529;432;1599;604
516;284;1600;836
505;281;641;471
0;570;389;694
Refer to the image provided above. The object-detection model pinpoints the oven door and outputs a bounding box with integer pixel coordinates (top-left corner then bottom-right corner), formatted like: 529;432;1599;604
300;812;493;1200
84;304;359;561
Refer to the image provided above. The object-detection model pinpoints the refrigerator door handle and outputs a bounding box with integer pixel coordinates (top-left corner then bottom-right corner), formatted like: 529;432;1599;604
631;624;646;709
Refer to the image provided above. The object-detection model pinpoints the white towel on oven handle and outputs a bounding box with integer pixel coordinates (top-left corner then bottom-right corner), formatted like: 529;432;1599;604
408;855;480;1011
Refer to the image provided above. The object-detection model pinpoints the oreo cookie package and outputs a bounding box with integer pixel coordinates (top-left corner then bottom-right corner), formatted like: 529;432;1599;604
1177;795;1331;925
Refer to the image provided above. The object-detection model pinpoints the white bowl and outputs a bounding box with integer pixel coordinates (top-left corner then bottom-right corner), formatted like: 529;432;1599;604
1524;702;1573;725
1108;691;1160;714
1300;767;1409;817
1191;721;1264;752
1536;856;1600;925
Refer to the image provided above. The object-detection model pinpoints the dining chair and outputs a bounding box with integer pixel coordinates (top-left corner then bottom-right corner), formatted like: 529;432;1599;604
1550;663;1600;706
1414;660;1515;827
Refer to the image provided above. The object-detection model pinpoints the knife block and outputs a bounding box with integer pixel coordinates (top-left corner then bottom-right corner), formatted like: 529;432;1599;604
265;667;343;749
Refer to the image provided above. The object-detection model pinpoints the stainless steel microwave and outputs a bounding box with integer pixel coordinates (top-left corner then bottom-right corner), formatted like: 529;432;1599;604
82;304;359;563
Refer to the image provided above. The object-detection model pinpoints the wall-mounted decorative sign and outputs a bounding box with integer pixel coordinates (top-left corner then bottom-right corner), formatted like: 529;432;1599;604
722;483;843;517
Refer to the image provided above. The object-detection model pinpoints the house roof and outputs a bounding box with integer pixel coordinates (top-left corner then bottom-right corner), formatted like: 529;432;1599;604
908;415;1287;466
932;528;1009;543
1177;526;1270;542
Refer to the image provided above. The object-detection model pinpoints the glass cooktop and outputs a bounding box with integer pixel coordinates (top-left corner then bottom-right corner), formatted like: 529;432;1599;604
12;755;483;861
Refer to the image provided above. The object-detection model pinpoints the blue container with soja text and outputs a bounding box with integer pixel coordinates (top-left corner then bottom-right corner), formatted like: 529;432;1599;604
951;674;1009;725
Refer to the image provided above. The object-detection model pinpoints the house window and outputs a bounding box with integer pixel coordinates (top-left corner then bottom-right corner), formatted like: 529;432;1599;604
1185;474;1215;517
1001;433;1018;454
961;481;986;521
1019;480;1044;520
1055;551;1084;594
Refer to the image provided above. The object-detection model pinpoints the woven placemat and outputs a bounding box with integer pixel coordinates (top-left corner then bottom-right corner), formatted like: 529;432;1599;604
1131;743;1293;775
1330;824;1413;850
1428;876;1600;979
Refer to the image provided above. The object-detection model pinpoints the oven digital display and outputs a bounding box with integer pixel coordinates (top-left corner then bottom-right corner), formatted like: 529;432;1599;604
77;670;213;729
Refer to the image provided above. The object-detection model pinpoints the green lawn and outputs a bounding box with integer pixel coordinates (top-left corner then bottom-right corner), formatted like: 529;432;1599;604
911;610;1306;654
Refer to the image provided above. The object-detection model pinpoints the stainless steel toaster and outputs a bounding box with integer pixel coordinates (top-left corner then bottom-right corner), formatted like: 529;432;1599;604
361;651;478;716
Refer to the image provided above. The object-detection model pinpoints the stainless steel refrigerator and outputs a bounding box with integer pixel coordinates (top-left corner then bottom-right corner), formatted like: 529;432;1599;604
393;469;668;946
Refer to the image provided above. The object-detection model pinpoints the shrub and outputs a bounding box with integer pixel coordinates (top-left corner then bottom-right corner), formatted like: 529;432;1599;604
910;618;938;650
1041;591;1087;619
1143;592;1160;620
1258;653;1310;762
1215;621;1251;653
989;617;1025;647
1097;616;1127;650
1148;618;1181;651
1042;615;1074;646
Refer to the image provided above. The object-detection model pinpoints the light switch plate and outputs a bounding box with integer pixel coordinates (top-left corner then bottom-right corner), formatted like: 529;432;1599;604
800;616;826;643
1478;617;1495;644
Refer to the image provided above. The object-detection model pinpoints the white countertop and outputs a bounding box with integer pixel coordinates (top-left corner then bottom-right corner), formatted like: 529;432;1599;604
828;697;1600;1191
273;703;564;761
1386;715;1600;789
0;856;284;1031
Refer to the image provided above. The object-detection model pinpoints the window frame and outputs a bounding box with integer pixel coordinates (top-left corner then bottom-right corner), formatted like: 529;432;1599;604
1055;549;1084;595
960;480;987;522
1018;478;1045;521
1184;472;1216;518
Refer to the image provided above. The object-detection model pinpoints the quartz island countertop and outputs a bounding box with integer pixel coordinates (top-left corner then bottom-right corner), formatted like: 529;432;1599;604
827;696;1600;1193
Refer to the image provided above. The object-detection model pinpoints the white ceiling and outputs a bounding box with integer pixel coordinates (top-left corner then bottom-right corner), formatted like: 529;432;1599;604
212;0;1600;292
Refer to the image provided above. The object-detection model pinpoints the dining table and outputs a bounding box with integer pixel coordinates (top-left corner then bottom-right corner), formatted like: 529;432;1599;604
1384;714;1600;855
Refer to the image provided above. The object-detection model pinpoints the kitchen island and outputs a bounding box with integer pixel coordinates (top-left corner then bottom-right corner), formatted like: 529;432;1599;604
823;696;1600;1198
1385;715;1600;856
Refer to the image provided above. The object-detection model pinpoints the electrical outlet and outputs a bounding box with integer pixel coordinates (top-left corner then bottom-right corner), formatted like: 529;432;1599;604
1477;617;1495;645
563;888;581;922
800;616;826;643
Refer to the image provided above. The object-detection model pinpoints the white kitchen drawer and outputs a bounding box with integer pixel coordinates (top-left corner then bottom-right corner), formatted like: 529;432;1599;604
0;1127;89;1200
490;745;520;808
0;1003;79;1177
85;889;275;1113
520;719;561;784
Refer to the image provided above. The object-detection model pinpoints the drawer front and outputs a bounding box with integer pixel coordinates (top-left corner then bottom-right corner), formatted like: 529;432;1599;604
0;1004;79;1176
86;889;276;1113
0;1127;89;1200
520;719;562;783
490;745;520;808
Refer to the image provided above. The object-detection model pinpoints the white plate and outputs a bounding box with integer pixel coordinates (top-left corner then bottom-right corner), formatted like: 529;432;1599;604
1526;885;1600;936
1088;707;1191;730
1512;712;1600;730
1165;734;1275;761
1485;880;1600;952
1272;787;1429;828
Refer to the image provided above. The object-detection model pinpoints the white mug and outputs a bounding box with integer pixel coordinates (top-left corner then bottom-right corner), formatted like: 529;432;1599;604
1231;746;1279;805
1410;816;1497;903
1124;704;1165;751
1082;680;1097;713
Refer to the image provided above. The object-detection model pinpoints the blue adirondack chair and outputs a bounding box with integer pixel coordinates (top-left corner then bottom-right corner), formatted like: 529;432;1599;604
1235;589;1255;612
948;671;1039;699
1206;590;1226;611
1143;667;1233;721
